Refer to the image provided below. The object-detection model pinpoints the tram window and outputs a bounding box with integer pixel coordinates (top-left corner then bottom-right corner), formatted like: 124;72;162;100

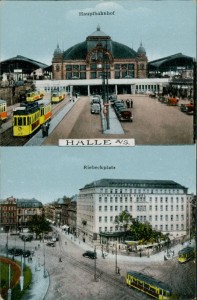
14;118;17;126
23;117;26;126
18;117;23;126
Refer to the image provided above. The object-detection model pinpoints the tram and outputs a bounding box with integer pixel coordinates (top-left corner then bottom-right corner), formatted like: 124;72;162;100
51;90;65;103
26;90;44;102
13;100;51;137
126;271;172;299
178;246;195;263
0;99;8;121
37;99;52;125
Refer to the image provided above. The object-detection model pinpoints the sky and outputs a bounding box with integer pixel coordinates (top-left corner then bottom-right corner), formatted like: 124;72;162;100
0;0;196;65
0;145;196;204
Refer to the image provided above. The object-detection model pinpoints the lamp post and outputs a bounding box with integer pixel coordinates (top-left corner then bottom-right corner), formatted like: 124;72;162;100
6;231;9;257
97;62;110;130
8;264;12;300
43;243;46;278
115;240;118;274
94;246;97;281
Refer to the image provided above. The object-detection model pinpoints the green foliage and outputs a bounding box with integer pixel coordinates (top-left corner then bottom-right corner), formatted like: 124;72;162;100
11;264;32;300
115;210;165;243
26;215;51;238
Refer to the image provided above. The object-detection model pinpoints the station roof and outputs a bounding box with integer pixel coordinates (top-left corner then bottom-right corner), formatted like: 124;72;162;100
148;53;193;70
80;179;187;191
0;55;49;74
62;26;138;61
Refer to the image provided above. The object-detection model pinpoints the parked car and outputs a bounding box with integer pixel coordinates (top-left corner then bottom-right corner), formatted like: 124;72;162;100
91;102;101;114
21;234;33;241
23;250;31;257
116;108;133;122
8;248;23;256
91;96;101;105
82;250;97;259
180;102;194;114
46;241;55;247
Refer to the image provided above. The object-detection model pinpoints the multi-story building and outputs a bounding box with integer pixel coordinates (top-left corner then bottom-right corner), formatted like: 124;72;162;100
17;198;43;231
0;197;17;232
44;198;77;231
77;179;193;244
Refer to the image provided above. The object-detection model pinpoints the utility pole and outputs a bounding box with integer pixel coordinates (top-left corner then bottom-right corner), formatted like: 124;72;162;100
115;240;117;274
94;246;97;281
8;264;12;300
43;243;46;278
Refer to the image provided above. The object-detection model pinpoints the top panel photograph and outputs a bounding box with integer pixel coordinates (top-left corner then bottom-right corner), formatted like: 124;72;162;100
0;0;196;146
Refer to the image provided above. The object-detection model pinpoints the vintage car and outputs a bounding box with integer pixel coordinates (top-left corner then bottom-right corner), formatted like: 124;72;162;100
180;102;194;114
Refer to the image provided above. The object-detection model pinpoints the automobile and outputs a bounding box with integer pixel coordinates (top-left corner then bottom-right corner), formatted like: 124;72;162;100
114;102;125;113
116;108;133;122
91;103;101;114
91;96;101;105
8;248;23;256
180;102;194;114
21;234;33;241
108;94;117;104
46;241;55;247
23;250;31;257
82;250;97;259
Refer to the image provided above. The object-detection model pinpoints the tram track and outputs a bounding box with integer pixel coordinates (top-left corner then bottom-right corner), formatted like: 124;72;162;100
0;98;70;146
45;235;148;300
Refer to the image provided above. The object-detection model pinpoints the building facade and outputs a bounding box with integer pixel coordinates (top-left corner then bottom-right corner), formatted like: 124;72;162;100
77;179;193;244
17;198;43;231
52;26;148;82
0;197;17;232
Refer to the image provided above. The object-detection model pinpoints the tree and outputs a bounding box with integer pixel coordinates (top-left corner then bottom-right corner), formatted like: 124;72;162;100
114;210;134;231
26;215;51;239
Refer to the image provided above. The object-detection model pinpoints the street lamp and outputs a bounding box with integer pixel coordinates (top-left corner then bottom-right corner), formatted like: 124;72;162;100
94;246;97;281
8;264;12;300
43;243;46;278
97;62;110;130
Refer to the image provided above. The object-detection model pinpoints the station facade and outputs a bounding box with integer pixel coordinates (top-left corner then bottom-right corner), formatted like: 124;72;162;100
77;179;194;245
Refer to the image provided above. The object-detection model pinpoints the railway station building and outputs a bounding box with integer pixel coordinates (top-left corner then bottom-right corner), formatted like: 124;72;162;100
77;179;194;246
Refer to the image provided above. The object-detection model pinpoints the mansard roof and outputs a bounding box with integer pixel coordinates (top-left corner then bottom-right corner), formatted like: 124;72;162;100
17;198;43;208
81;179;187;191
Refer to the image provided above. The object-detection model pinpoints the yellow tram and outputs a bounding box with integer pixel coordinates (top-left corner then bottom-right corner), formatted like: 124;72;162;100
13;100;51;137
37;99;52;125
26;90;44;102
51;90;65;103
126;271;172;299
0;99;8;121
178;246;195;263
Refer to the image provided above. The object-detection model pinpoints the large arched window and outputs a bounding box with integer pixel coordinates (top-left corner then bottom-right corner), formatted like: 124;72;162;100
87;47;112;79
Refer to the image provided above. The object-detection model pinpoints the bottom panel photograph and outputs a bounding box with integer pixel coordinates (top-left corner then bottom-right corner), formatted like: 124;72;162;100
0;145;196;300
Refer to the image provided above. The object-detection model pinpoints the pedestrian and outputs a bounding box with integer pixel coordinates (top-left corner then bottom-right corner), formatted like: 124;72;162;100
42;124;47;138
45;122;50;136
59;257;62;262
126;99;130;108
130;99;133;108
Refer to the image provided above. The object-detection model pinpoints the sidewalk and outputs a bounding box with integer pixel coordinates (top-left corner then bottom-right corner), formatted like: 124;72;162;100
60;228;195;264
101;106;124;134
24;98;79;146
22;256;49;300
